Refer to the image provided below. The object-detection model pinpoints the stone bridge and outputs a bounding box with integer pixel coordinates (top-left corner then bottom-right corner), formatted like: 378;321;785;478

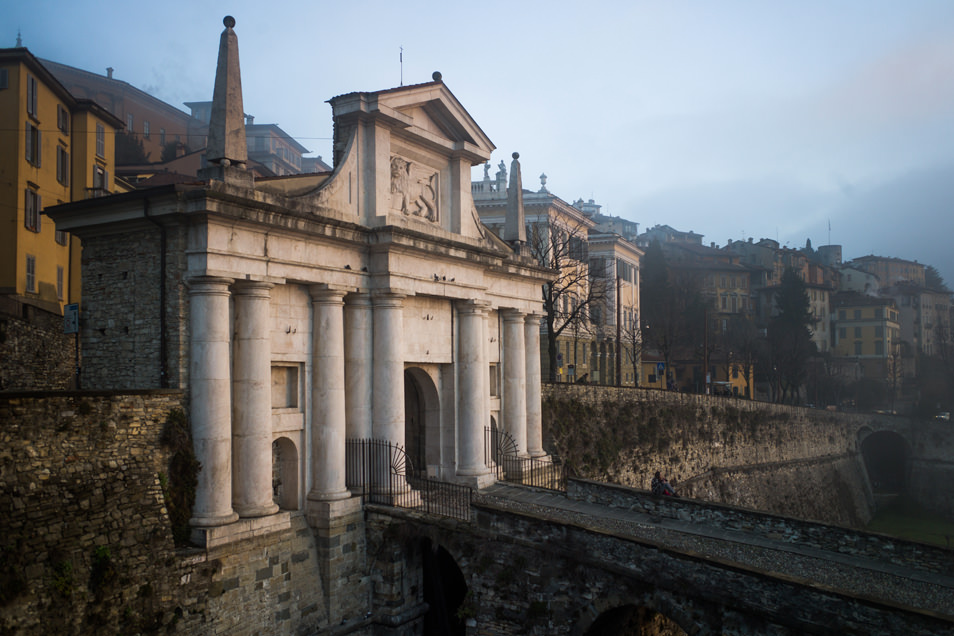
367;478;954;635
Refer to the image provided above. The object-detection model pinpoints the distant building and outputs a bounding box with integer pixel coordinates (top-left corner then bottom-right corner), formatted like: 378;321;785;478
45;59;205;162
0;47;122;314
831;292;901;380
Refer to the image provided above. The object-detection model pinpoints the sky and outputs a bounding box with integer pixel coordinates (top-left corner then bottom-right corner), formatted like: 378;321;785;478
6;0;954;285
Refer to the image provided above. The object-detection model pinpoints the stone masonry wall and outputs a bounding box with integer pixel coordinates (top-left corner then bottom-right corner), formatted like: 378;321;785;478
0;392;330;636
543;385;879;526
0;298;76;391
79;224;190;390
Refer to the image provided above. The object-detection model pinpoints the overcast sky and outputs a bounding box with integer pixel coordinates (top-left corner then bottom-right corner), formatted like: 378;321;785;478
6;0;954;285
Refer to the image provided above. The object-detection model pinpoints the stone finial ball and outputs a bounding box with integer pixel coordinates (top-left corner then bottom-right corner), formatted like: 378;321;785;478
432;71;442;81
512;152;520;160
224;16;236;28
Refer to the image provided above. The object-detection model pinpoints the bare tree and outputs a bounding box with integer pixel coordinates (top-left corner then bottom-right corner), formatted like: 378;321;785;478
529;221;608;382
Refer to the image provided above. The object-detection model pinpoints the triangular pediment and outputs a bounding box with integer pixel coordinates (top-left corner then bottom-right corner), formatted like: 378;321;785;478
372;81;496;159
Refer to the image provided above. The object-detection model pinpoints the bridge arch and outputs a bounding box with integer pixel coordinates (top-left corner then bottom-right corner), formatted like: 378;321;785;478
420;537;467;636
404;367;440;477
578;591;698;636
859;428;909;493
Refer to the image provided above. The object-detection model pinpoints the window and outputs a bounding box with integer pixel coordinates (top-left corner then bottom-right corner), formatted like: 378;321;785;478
126;113;133;132
854;341;862;355
55;229;68;246
854;327;862;338
489;363;499;397
875;326;883;338
92;165;109;194
96;123;105;157
24;189;41;232
57;104;69;134
853;309;861;320
875;341;884;355
839;310;846;320
159;128;165;146
25;122;41;166
839;327;846;339
56;146;69;185
56;266;64;300
25;255;36;293
0;68;8;90
26;75;37;117
143;120;150;138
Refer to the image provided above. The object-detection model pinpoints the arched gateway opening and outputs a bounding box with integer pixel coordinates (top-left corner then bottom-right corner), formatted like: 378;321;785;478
404;368;440;478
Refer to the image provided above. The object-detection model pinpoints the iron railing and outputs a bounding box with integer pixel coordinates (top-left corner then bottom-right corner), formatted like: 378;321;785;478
346;438;473;521
484;427;566;491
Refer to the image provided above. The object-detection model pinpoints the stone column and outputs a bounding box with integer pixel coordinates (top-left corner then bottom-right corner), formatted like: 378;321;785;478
231;281;279;517
525;313;545;457
457;300;491;479
502;309;528;456
308;285;351;504
344;293;373;492
188;277;239;527
372;291;405;445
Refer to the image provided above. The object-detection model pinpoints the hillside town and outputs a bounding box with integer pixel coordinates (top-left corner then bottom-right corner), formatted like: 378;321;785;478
3;16;954;636
3;37;951;418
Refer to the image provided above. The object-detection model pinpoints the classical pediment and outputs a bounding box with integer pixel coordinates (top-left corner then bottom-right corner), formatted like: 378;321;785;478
331;79;495;163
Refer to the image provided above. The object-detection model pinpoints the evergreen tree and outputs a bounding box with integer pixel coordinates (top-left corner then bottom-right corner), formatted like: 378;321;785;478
767;268;816;403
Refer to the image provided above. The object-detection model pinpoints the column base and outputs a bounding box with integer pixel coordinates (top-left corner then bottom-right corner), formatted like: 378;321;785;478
189;510;240;528
234;501;280;518
307;488;353;503
455;470;497;490
190;511;290;548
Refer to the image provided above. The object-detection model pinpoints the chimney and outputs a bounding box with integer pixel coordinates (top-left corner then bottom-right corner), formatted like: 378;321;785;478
107;67;113;79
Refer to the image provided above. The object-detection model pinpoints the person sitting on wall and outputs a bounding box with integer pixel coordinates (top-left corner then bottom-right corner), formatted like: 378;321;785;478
651;471;677;497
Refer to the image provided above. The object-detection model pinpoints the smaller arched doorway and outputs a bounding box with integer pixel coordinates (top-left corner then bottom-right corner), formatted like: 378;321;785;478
404;367;441;478
272;437;299;510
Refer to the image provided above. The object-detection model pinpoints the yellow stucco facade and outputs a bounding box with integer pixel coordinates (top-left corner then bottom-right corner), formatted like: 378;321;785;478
0;48;121;313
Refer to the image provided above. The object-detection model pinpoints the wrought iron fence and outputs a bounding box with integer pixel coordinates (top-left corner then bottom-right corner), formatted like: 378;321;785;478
484;427;566;491
346;438;473;521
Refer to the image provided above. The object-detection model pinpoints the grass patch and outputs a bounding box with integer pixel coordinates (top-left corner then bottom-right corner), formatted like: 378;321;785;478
866;498;954;548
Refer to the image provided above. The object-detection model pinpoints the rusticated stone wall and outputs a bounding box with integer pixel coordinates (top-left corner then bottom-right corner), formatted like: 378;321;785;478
542;385;881;526
0;392;328;636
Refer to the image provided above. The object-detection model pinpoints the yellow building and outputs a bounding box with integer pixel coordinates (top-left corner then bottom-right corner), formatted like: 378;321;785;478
0;48;122;314
832;292;901;379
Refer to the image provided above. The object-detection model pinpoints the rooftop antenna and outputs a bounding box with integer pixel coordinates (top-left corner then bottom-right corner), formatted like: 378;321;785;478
16;30;22;47
400;46;404;86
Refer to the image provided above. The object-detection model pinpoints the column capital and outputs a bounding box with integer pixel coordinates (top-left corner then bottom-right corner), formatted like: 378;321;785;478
186;276;234;296
456;299;491;316
310;283;349;303
371;289;407;307
345;291;373;307
501;308;527;322
232;279;274;297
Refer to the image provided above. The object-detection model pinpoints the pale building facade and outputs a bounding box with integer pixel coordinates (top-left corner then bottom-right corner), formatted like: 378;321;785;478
49;19;548;548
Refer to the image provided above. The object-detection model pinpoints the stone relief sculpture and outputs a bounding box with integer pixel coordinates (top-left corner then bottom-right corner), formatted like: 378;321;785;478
390;155;439;222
